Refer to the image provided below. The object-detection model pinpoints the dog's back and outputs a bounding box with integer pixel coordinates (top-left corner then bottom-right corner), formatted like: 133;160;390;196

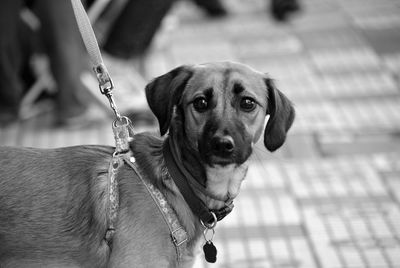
0;146;113;267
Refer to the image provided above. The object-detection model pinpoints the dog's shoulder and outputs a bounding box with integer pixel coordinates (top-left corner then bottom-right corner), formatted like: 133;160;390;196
126;133;200;236
128;132;166;183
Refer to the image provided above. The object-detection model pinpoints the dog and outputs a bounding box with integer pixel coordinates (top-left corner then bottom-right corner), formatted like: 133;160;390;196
0;62;295;267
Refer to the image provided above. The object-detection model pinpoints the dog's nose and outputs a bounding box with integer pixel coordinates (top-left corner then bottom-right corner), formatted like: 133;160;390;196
211;135;235;155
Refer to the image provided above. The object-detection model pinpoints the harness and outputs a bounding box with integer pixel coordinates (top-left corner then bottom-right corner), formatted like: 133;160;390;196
106;151;188;261
104;137;233;263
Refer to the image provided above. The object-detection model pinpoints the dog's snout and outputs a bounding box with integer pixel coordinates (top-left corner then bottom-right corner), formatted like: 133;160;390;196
211;135;235;156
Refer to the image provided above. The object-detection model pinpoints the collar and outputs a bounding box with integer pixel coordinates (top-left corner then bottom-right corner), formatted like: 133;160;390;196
163;137;234;225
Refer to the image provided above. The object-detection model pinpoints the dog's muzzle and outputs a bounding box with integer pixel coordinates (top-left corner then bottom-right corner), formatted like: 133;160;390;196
200;127;252;167
210;135;235;157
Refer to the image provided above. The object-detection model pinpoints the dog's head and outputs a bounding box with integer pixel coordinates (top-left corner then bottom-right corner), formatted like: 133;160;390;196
146;62;295;168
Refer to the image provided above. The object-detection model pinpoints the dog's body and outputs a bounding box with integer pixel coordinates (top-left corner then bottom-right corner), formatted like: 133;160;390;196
0;62;294;267
0;136;200;267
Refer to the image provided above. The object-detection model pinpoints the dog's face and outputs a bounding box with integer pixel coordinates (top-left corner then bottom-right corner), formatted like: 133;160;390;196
146;62;294;167
180;63;269;167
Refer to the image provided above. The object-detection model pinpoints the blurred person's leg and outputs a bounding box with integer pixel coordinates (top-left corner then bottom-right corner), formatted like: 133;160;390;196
33;0;91;124
0;0;24;124
103;0;175;59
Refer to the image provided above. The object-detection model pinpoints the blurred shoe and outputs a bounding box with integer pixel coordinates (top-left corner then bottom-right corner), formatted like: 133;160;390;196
18;80;56;121
270;0;300;22
17;54;57;121
0;109;18;127
193;0;228;17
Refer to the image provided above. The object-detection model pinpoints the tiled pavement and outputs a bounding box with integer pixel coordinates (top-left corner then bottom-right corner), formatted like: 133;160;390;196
1;0;400;267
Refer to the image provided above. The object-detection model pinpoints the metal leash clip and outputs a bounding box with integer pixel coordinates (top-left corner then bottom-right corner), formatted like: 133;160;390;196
92;63;135;154
93;63;121;121
93;62;135;153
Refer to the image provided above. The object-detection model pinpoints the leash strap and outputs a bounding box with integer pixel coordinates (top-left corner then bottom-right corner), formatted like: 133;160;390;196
70;0;120;120
123;154;188;263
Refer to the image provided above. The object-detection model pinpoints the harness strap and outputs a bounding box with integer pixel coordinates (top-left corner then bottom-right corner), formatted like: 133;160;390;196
122;154;188;262
104;153;122;245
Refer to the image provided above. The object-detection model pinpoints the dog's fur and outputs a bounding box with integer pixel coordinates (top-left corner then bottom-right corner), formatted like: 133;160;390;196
0;62;294;267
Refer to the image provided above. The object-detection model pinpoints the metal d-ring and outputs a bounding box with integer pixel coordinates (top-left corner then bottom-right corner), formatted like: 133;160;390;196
112;115;130;127
200;211;218;230
203;226;215;242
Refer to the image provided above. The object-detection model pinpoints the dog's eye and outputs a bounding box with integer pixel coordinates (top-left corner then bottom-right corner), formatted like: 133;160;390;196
193;97;208;112
240;97;256;112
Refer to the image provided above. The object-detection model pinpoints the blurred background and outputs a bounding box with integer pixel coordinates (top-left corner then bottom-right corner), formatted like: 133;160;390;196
1;0;400;267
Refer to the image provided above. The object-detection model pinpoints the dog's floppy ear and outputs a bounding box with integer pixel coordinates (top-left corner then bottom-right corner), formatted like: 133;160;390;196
264;77;295;151
145;65;193;136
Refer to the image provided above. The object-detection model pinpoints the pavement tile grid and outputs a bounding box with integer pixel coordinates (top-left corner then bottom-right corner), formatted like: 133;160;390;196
191;153;400;268
1;0;400;267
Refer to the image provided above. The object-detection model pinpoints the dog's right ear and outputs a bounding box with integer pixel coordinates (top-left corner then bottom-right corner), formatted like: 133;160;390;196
145;65;193;136
263;77;295;152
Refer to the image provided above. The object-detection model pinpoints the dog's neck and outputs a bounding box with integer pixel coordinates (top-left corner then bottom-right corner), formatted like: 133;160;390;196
204;163;248;206
168;135;247;211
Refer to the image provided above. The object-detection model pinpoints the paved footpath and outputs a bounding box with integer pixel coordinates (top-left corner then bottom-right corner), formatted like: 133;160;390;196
1;0;400;267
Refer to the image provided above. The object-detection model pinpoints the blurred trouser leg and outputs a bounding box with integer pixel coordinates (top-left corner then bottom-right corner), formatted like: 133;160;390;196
34;0;90;122
103;0;175;59
0;0;24;123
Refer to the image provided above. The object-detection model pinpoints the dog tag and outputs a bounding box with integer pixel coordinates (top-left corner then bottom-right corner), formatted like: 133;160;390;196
203;241;217;263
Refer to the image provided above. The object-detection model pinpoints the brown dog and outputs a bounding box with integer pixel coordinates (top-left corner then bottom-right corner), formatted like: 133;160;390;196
0;62;294;267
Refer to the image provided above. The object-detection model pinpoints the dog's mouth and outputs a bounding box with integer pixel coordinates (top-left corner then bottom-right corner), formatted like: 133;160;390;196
201;147;253;168
208;155;235;167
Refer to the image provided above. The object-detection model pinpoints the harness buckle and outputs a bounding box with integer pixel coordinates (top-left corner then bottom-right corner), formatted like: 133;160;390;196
112;116;135;154
171;227;188;247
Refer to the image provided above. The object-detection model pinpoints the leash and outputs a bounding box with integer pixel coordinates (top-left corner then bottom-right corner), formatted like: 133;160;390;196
70;0;134;243
71;0;125;123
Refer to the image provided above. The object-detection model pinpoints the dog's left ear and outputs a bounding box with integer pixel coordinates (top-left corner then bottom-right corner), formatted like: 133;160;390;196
145;65;193;136
264;77;295;152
